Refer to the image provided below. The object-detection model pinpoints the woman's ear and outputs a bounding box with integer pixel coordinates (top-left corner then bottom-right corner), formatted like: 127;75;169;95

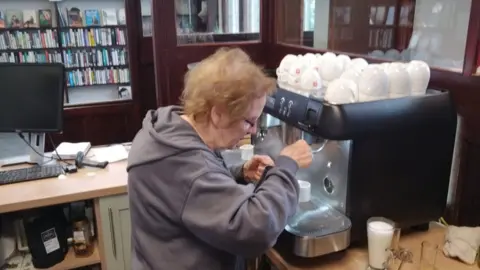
210;106;222;128
211;105;229;128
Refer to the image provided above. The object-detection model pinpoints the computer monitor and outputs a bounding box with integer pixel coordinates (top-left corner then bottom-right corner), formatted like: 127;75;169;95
0;63;65;166
0;63;65;133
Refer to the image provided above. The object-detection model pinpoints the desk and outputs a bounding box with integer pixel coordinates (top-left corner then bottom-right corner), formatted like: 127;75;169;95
0;162;127;214
266;224;479;270
0;161;129;270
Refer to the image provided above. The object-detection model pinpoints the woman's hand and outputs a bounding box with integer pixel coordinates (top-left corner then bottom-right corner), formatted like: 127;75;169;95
242;155;275;182
279;140;312;168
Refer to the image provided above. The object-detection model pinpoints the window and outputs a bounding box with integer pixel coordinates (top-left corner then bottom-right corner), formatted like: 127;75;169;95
224;0;240;33
141;0;152;36
304;0;315;31
277;0;472;72
243;0;260;33
175;0;260;44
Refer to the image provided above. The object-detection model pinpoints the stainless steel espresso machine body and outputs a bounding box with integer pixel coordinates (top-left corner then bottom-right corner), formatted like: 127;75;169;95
257;87;457;258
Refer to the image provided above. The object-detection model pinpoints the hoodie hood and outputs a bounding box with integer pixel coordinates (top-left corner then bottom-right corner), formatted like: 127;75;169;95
127;106;211;171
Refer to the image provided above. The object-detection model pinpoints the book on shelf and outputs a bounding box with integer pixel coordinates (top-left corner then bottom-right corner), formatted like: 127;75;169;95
101;8;117;25
0;6;131;90
67;7;83;27
118;9;126;25
0;29;59;50
0;11;5;28
118;85;131;99
60;27;126;47
63;48;128;68
58;6;126;27
84;9;101;26
1;9;54;29
23;10;38;28
39;10;53;27
0;8;54;30
0;50;62;64
66;67;130;87
6;10;22;28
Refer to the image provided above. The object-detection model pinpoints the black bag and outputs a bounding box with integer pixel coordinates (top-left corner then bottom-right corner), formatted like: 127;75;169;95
24;206;69;269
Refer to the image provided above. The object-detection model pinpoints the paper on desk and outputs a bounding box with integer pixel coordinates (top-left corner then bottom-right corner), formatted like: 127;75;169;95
86;144;129;163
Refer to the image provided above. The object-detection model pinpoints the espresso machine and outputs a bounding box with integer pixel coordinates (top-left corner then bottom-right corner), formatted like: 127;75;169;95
254;87;457;258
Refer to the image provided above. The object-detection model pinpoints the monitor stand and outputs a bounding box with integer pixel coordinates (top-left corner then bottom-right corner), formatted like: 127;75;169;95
0;133;46;167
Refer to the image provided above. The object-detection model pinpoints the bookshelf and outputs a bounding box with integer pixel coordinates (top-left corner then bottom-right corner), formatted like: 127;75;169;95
0;0;132;106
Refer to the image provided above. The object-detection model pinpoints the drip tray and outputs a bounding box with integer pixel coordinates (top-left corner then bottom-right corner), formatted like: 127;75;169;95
284;197;351;257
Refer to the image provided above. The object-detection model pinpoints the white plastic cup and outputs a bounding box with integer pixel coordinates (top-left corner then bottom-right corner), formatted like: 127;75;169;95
239;144;254;161
297;180;311;203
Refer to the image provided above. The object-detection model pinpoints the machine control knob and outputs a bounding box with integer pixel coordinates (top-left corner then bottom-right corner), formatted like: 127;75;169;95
279;97;285;114
287;100;294;117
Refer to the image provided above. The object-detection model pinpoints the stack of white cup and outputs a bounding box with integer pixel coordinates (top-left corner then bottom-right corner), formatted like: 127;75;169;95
276;53;431;104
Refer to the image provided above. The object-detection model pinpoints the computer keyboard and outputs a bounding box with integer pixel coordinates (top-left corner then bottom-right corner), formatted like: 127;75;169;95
0;165;64;186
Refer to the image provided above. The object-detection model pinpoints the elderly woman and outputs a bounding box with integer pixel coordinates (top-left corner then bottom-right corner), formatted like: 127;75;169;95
127;47;312;270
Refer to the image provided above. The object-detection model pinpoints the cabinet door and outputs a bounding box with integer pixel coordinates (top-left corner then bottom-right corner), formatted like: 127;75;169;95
98;194;131;270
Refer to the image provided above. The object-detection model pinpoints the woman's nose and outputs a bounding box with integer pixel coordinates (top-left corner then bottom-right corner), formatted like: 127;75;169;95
248;123;257;135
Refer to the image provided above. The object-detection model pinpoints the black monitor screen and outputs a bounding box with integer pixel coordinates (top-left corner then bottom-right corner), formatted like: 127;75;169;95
0;63;65;133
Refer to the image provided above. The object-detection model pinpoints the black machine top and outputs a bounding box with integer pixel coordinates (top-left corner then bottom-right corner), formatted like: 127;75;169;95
263;87;456;140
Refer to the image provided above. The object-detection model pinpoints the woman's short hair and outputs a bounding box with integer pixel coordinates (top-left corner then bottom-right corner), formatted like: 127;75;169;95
181;47;276;123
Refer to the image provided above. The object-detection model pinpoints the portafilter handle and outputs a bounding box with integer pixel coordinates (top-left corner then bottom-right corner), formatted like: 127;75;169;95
311;140;328;153
300;131;328;153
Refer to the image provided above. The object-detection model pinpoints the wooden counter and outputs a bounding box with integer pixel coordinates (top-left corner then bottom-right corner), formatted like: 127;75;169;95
2;161;478;270
267;224;479;270
0;161;129;270
0;161;128;214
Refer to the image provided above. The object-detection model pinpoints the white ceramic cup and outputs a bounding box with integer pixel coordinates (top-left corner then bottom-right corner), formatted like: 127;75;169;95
240;144;254;161
384;62;411;98
358;65;389;102
324;78;358;104
297;180;311;203
279;54;298;74
406;60;430;96
347;58;369;71
340;68;362;84
299;68;322;95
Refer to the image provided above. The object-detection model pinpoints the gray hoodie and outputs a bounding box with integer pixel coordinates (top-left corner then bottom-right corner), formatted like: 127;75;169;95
127;106;299;270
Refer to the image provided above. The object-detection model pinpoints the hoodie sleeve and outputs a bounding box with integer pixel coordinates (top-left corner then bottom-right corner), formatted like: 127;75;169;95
180;156;299;258
228;163;246;183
